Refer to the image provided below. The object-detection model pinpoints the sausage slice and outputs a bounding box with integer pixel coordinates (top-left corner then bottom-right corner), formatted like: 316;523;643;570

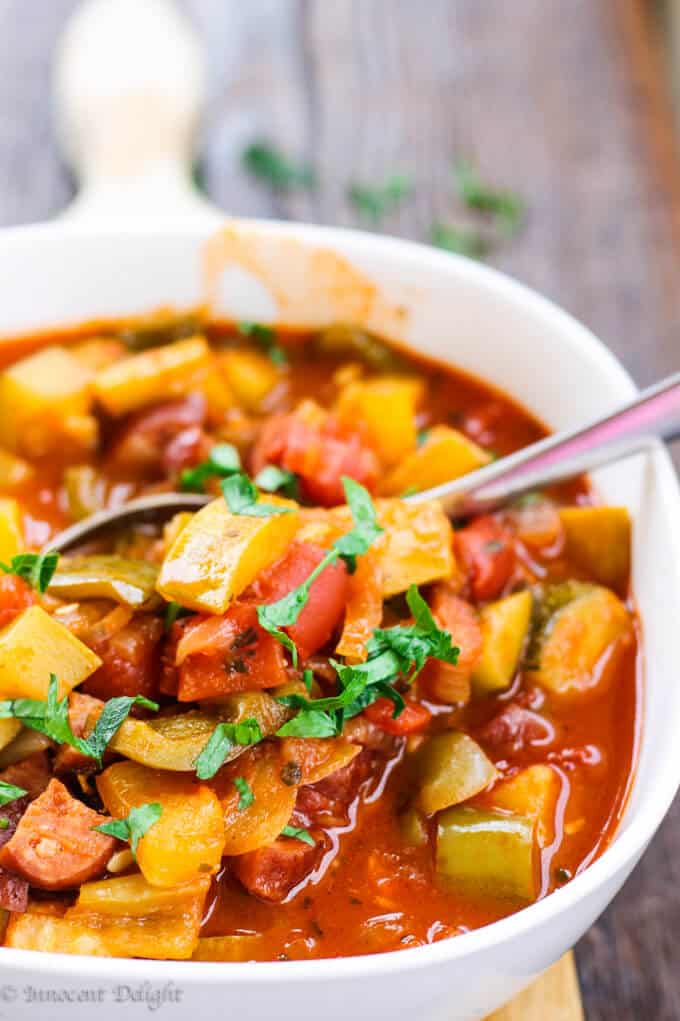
0;779;117;890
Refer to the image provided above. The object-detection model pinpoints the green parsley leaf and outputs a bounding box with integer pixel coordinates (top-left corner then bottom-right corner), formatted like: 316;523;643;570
281;825;315;846
258;478;382;663
0;676;158;766
254;465;299;500
431;223;491;260
180;443;241;492
86;694;159;764
0;818;9;831
302;668;313;693
233;777;254;812
0;780;27;807
347;175;413;223
238;321;288;366
221;473;293;518
95;802;163;859
194;718;263;780
367;584;459;684
453;161;525;237
0;551;59;593
277;708;339;739
243;142;316;192
164;601;191;632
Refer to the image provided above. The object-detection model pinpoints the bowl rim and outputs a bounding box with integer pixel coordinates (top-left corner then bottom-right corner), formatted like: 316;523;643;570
0;218;678;983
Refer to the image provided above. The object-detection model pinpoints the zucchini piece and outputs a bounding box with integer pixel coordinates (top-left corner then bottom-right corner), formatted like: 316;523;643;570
94;336;211;416
157;495;299;614
436;806;537;902
0;605;101;700
48;555;159;609
380;425;491;496
472;589;532;695
97;761;226;887
528;582;633;698
415;730;497;816
559;506;631;590
487;764;560;849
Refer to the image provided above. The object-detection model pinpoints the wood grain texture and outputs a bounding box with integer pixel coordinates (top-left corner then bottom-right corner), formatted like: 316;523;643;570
487;954;584;1021
0;1;679;1017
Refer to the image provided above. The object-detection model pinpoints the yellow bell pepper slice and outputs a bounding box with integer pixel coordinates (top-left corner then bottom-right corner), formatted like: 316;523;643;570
472;589;532;695
220;349;281;411
0;498;23;563
157;494;299;613
380;425;491;496
0;605;101;700
97;761;226;887
94;336;211;416
559;506;631;591
336;377;423;467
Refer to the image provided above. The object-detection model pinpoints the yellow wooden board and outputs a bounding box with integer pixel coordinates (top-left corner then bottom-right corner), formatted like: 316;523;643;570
487;954;584;1021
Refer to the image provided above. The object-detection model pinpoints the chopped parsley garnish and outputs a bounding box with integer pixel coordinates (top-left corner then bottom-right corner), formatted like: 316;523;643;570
94;802;163;859
242;141;316;192
233;777;254;812
281;825;315;846
238;321;288;366
0;818;8;831
254;465;299;500
276;585;459;738
453;161;525;237
180;443;241;492
221;473;294;518
0;551;59;593
164;601;191;632
430;223;491;260
0;780;27;807
257;477;383;665
347;175;413;222
0;675;158;766
194;718;263;780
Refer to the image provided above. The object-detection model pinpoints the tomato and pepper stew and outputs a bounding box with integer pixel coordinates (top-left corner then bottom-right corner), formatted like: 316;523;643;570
0;315;638;961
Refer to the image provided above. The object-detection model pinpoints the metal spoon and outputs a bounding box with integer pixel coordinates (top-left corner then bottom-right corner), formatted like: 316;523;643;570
47;371;680;553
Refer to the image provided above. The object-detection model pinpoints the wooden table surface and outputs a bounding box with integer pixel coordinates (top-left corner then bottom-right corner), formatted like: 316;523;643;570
0;1;679;1017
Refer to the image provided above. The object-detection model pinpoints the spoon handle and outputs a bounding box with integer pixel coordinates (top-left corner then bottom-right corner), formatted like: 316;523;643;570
409;371;680;517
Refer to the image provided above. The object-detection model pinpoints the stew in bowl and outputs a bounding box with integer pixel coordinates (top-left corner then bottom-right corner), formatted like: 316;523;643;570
0;312;638;962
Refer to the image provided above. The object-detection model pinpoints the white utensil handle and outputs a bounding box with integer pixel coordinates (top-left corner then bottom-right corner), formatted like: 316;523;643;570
53;0;221;224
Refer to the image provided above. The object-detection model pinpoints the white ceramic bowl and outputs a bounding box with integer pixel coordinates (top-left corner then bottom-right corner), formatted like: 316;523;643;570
1;219;679;1021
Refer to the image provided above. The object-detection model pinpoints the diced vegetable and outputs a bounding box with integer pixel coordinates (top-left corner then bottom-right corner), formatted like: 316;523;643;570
157;495;299;614
64;466;106;520
0;448;33;489
436;806;537;901
419;585;481;704
336;377;422;467
48;556;159;608
97;761;225;887
300;498;453;597
0;346;95;456
487;764;560;848
0;499;23;563
472;589;532;695
5;912;112;956
82;613;162;701
415;731;497;815
220;349;281;411
399;806;429;848
66;873;210;959
529;582;633;697
70;337;126;371
107;693;289;771
335;550;383;661
0;605;101;699
94;336;211;416
278;737;361;785
211;743;298;856
380;425;491;496
559;506;631;590
365;698;432;736
0;719;21;751
315;324;402;371
455;516;516;602
193;934;264;961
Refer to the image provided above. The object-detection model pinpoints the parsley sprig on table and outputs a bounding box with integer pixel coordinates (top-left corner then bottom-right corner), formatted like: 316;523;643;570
95;803;163;859
256;478;383;665
0;551;59;593
347;175;413;223
243;142;316;192
0;675;158;766
276;585;459;738
453;160;525;237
